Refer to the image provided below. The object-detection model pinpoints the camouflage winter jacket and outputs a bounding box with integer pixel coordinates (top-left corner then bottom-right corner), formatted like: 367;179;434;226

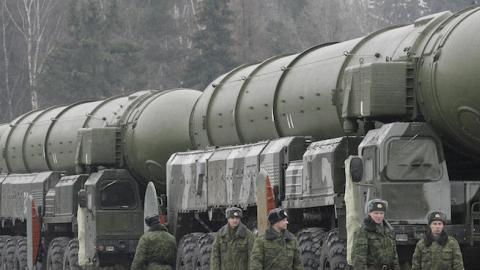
131;224;177;270
249;227;303;270
411;230;464;270
210;222;255;270
352;217;400;270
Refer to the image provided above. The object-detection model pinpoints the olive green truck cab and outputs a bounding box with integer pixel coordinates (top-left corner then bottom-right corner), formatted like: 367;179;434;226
0;169;143;269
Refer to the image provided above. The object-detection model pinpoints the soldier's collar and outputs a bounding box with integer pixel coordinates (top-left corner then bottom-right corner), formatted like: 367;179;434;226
148;223;168;232
265;227;294;241
425;229;448;247
219;223;247;238
364;216;393;233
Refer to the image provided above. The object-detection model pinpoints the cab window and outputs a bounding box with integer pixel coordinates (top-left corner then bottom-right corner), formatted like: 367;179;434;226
386;138;442;181
99;180;136;209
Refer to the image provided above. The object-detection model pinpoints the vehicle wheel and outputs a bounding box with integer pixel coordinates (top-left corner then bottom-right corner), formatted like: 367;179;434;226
3;236;20;270
176;233;203;270
319;229;351;270
194;233;215;270
0;236;7;268
14;237;27;270
297;228;325;270
63;239;81;270
46;237;69;270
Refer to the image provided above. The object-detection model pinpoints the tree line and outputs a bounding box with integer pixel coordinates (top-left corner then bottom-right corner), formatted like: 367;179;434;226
0;0;237;122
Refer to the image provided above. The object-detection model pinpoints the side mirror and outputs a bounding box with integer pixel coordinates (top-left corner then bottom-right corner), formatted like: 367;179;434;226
78;189;88;208
158;194;167;207
349;157;363;183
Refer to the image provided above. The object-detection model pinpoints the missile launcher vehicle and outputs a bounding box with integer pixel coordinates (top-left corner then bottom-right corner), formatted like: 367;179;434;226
169;6;480;270
0;89;201;269
0;5;479;270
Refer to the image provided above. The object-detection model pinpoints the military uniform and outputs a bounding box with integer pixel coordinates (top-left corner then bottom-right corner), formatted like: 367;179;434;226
249;227;303;270
131;220;176;270
352;199;400;270
411;211;464;270
210;222;255;270
411;234;464;270
250;208;303;270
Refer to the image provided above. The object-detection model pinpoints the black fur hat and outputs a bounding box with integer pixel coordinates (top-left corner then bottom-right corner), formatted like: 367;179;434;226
145;215;160;227
268;208;288;225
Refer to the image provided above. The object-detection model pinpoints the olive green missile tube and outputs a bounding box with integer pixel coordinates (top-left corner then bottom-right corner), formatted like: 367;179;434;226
1;6;479;192
191;6;480;157
416;7;480;156
121;89;201;189
0;89;201;189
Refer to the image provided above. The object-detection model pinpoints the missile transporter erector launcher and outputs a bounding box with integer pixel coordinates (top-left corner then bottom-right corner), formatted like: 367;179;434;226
169;122;454;269
0;89;201;269
0;5;479;270
169;6;480;270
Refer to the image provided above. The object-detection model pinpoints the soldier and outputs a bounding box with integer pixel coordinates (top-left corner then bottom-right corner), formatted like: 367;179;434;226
210;207;255;270
411;211;464;270
352;199;400;270
250;208;303;270
131;215;177;270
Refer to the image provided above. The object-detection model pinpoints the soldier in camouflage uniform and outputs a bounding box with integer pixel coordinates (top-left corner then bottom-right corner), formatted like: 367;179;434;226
352;199;400;270
131;215;177;270
250;208;303;270
411;211;464;270
210;207;255;270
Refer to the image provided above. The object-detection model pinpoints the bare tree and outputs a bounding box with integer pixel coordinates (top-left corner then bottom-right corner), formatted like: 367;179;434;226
0;0;14;119
5;0;63;110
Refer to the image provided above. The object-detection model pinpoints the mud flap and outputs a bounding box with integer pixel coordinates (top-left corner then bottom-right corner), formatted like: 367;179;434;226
25;195;40;270
78;205;96;267
144;182;160;232
256;169;276;236
344;156;366;265
77;206;87;266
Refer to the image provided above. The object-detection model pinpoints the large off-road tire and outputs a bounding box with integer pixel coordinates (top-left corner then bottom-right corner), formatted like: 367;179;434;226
3;236;20;270
14;237;27;270
194;233;215;270
297;228;325;270
63;239;81;270
319;229;351;270
46;237;69;270
176;233;203;270
0;236;7;269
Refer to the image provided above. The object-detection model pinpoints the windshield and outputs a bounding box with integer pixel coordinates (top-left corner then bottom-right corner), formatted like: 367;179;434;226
386;137;442;181
99;180;136;209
